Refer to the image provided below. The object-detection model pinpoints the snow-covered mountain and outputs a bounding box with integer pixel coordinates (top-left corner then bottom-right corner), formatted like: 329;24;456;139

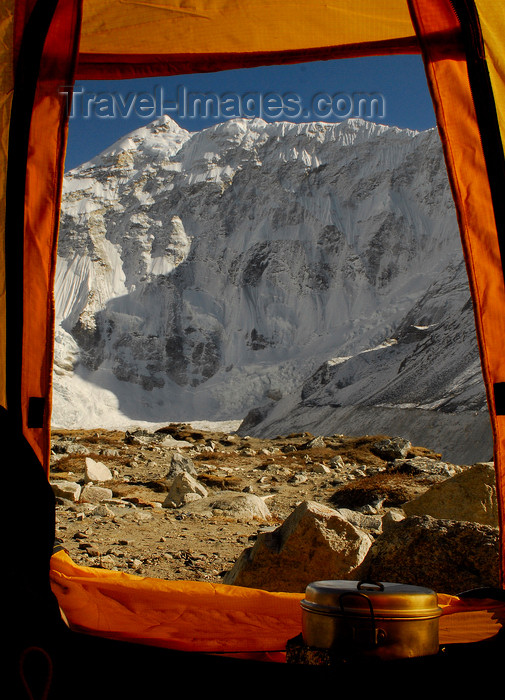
53;115;492;463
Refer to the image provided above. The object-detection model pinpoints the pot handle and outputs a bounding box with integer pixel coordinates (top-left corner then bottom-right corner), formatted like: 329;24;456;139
338;591;385;649
357;579;385;592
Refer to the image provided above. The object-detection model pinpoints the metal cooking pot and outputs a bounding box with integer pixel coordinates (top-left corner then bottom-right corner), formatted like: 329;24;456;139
300;579;442;661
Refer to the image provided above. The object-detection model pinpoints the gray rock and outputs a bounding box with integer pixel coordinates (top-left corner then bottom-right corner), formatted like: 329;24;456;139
282;444;298;454
305;436;326;449
160;435;193;449
124;430;147;445
359;503;381;515
162;472;208;508
84;456;113;483
51;480;81;502
80;484;114;503
181;491;271;520
372;437;412;461
381;508;406;532
100;448;121;457
403;462;498;525
90;503;115;517
330;455;345;469
311;463;331;474
165;451;197;479
52;441;91;456
357;514;500;594
63;443;92;455
391;456;462;482
223;500;372;592
289;472;308;485
334;507;383;533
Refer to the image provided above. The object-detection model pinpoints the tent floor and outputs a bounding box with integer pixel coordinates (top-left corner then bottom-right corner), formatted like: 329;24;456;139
13;624;504;697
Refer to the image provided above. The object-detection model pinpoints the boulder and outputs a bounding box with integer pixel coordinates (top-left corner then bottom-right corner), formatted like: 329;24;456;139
372;437;411;461
381;508;406;532
223;500;372;592
304;436;326;449
334;507;383;534
55;442;91;455
289;472;308;485
51;480;81;502
402;462;498;526
165;451;197;479
160;435;193;449
162;472;208;508
330;455;345;469
391;456;461;483
181;491;271;520
311;463;331;474
124;430;147;445
84;457;113;483
357;514;500;594
80;484;114;503
90;503;115;517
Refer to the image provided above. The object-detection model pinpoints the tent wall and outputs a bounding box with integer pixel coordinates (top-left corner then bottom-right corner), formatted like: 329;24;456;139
2;5;505;663
477;0;505;149
410;0;505;581
75;0;419;80
1;0;81;468
0;0;16;411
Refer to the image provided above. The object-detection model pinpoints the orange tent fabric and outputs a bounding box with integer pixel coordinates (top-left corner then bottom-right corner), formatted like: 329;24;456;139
2;0;82;470
0;0;17;411
2;0;505;663
411;0;505;581
477;0;505;148
75;0;419;79
50;550;303;659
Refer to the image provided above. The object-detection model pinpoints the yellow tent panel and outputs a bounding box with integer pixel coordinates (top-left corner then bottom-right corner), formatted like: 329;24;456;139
78;0;416;55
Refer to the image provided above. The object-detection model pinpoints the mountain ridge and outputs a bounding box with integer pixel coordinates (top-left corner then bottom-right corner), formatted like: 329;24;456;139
53;115;491;462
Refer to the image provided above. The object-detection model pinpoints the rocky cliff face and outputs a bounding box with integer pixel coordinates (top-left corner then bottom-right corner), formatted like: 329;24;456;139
53;115;491;462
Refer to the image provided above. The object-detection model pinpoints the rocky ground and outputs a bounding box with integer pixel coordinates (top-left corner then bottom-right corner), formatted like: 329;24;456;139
52;424;470;586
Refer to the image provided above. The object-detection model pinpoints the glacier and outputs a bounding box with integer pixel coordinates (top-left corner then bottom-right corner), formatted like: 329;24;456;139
53;115;492;463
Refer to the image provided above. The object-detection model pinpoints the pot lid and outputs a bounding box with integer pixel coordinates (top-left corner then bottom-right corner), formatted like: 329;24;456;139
302;579;441;618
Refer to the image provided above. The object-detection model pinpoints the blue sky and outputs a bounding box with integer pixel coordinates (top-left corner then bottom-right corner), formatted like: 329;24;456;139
65;54;436;171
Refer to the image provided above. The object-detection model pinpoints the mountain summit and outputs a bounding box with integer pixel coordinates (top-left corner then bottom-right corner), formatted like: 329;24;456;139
53;116;491;462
